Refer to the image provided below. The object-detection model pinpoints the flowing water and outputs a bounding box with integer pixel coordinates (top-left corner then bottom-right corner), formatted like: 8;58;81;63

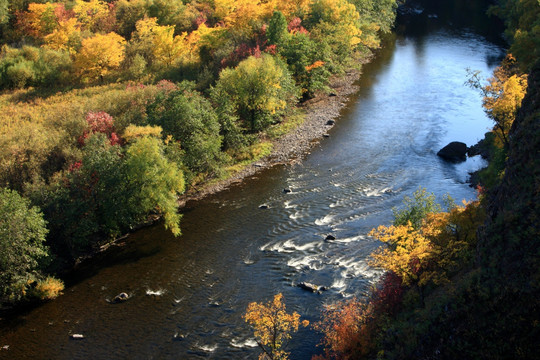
0;8;505;360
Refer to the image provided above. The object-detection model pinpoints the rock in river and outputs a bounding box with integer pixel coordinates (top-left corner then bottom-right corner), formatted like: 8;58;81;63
297;282;327;294
112;292;130;303
437;141;468;162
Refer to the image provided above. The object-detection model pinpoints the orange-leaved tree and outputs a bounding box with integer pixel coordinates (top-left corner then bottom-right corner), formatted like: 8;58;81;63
313;298;375;360
244;293;309;360
16;2;62;41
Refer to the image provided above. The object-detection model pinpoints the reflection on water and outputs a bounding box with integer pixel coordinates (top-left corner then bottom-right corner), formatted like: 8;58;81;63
0;10;504;360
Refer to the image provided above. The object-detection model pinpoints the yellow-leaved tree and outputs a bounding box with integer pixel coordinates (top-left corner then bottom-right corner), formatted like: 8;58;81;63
75;32;126;82
369;222;432;287
214;0;268;30
185;23;225;64
468;55;528;147
244;293;309;360
129;17;191;70
483;72;528;147
270;0;311;19
122;125;163;143
44;18;81;54
73;0;111;33
370;194;484;305
309;0;362;47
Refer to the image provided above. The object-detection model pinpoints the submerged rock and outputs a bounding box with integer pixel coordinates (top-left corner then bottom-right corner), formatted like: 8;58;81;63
283;188;292;193
173;333;186;341
259;204;269;209
437;141;468;162
297;282;327;294
325;234;336;241
112;292;130;303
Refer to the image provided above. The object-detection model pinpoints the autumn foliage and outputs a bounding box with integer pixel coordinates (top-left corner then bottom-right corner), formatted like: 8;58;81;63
316;190;485;359
313;298;376;360
0;0;399;306
244;293;309;360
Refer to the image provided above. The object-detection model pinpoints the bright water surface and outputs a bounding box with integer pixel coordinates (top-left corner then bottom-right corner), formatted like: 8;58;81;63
0;9;505;360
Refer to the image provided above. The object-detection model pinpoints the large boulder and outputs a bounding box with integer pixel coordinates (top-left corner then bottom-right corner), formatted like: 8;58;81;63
437;141;468;162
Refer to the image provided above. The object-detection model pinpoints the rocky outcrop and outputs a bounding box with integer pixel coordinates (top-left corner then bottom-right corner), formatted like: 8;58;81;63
437;141;468;162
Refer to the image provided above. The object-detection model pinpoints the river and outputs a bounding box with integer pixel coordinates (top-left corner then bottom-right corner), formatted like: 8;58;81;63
0;6;505;360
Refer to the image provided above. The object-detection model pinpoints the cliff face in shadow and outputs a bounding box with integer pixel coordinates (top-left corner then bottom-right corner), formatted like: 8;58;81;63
481;61;540;278
473;60;540;357
378;62;540;360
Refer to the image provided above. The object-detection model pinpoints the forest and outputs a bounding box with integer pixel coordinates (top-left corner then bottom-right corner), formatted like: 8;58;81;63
0;0;398;306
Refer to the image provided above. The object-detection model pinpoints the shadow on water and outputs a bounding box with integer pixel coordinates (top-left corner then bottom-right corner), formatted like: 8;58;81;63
397;0;506;45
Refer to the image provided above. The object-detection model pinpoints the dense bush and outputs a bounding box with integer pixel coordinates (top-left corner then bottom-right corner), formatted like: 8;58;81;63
32;133;184;260
211;54;298;132
147;84;224;180
0;188;54;303
0;45;72;88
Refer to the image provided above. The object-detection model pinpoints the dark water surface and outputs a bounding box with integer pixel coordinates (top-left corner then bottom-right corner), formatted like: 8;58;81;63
0;10;504;360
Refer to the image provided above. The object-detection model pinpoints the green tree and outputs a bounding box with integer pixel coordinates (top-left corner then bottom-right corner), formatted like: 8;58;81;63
281;32;331;98
115;0;149;39
267;11;289;47
0;188;50;302
212;54;298;132
41;133;185;259
211;84;250;152
124;136;185;236
147;85;224;179
147;0;199;34
307;0;363;68
392;188;441;230
0;45;72;89
488;0;540;70
0;0;8;26
44;133;127;256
